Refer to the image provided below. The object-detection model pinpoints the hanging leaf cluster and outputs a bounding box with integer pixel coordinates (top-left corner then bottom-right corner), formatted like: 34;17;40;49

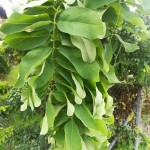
1;0;149;149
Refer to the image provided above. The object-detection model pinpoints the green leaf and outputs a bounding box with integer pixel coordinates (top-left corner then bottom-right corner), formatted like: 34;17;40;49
40;101;55;135
24;21;52;31
71;73;86;99
103;43;113;64
65;119;82;150
84;0;117;10
46;100;55;129
111;3;124;26
94;119;108;136
53;131;65;150
123;11;147;32
100;63;120;83
56;54;76;72
103;116;114;125
58;46;100;82
75;105;108;136
97;42;110;72
81;138;88;150
65;0;76;4
24;6;55;15
93;88;105;119
20;88;30;111
115;34;139;52
1;13;51;34
20;100;28;111
54;111;69;127
40;115;48;135
75;104;98;130
83;136;99;150
67;99;75;116
20;87;35;111
53;91;67;103
57;7;106;39
94;89;103;106
57;67;75;87
15;47;52;88
71;35;96;63
105;95;114;116
34;59;55;89
28;78;41;107
74;95;82;105
5;30;49;51
102;6;118;24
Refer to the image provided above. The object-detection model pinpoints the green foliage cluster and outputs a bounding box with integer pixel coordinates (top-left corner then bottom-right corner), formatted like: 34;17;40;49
0;86;48;149
0;45;10;77
0;0;150;149
110;124;150;150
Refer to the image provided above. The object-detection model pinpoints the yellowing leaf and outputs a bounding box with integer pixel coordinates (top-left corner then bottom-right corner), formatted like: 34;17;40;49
105;95;114;116
40;101;55;135
95;104;106;119
81;138;88;150
95;88;104;106
40;115;48;135
20;100;28;111
71;73;86;99
75;95;82;104
64;0;75;4
67;99;75;116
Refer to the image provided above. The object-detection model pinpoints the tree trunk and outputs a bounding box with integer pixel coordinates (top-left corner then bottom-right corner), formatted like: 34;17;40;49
134;87;143;150
108;116;129;150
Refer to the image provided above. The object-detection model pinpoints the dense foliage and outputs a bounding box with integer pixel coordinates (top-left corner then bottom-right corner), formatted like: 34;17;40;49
0;0;150;149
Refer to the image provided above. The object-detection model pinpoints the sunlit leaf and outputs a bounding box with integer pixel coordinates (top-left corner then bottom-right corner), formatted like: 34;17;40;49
105;95;114;116
100;63;120;83
15;47;51;88
103;116;114;125
65;119;82;150
75;104;97;130
67;99;75;116
64;0;76;4
40;115;48;135
115;34;139;52
71;73;86;99
40;100;55;135
0;13;51;34
71;35;96;62
84;0;117;10
20;100;28;111
123;10;147;32
57;7;106;39
46;100;55;129
28;78;41;107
